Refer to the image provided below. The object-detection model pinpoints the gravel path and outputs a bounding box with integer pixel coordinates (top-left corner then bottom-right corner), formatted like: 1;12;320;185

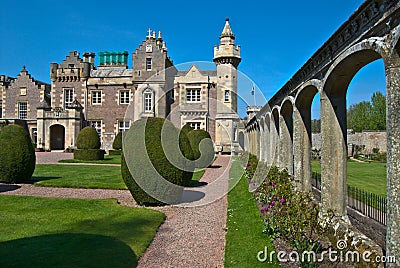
35;151;73;164
1;153;231;267
138;155;230;268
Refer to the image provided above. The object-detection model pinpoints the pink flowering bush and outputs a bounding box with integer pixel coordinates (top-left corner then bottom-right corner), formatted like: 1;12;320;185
252;163;325;267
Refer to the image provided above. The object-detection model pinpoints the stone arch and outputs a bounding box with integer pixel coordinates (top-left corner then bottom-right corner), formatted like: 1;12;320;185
271;106;280;166
50;124;65;150
279;97;295;175
320;38;389;219
294;80;321;191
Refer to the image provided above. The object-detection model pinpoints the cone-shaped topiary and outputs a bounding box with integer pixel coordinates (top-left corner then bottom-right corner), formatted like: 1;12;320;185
122;117;194;206
112;132;123;150
187;129;215;169
0;124;36;183
76;126;100;149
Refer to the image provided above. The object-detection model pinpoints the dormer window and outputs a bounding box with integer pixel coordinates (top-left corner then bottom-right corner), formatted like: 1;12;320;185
68;64;75;68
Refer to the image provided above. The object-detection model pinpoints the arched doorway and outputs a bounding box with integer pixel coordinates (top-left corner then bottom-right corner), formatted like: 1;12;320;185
50;124;65;150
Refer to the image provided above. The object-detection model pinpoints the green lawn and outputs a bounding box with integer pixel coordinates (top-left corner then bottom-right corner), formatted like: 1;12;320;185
224;159;280;268
312;160;387;196
0;195;165;267
32;164;206;190
59;154;122;164
33;164;127;190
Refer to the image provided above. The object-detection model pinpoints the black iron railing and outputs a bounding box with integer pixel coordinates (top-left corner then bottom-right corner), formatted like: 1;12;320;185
311;172;386;225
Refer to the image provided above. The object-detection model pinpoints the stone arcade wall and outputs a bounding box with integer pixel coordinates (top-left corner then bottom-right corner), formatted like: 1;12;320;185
245;1;400;265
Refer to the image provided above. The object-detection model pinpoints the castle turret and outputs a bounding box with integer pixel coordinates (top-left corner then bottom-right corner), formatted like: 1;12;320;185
213;18;241;154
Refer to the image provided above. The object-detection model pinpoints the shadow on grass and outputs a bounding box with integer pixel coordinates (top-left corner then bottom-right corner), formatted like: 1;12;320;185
0;233;137;267
29;176;62;183
0;184;20;193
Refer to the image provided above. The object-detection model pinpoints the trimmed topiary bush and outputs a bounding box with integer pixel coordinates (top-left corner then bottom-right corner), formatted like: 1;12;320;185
187;129;215;169
122;117;194;206
74;126;103;160
180;123;194;137
76;126;100;149
179;125;194;186
112;132;122;150
0;124;36;183
73;149;105;160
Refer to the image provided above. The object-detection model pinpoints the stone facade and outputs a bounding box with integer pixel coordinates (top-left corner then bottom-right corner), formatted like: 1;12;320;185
16;18;241;153
0;67;50;144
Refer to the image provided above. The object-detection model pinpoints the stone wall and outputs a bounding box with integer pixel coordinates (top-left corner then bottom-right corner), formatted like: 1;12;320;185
312;130;387;153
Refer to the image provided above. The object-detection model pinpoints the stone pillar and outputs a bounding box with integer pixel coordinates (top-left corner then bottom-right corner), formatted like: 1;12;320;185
256;125;260;159
385;63;400;267
320;91;347;217
279;113;293;174
293;107;312;192
259;120;264;162
264;117;271;165
270;117;279;167
36;109;46;150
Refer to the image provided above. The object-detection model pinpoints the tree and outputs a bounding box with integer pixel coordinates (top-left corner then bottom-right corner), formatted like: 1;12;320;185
347;91;386;132
347;101;373;132
370;91;386;130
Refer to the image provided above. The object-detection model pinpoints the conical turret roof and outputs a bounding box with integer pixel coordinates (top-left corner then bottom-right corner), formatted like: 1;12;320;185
220;18;235;39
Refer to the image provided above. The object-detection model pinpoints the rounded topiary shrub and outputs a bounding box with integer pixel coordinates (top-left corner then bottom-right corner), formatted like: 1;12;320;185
187;129;215;169
76;126;100;149
112;132;122;150
0;124;36;183
180;123;194;137
73;149;105;160
179;125;194;186
74;126;104;160
122;117;194;206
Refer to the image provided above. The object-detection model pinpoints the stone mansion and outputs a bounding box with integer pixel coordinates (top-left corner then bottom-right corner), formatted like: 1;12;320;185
0;19;242;153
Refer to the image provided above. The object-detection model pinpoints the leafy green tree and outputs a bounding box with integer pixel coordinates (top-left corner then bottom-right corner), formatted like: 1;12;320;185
347;91;386;131
347;101;373;132
371;91;386;130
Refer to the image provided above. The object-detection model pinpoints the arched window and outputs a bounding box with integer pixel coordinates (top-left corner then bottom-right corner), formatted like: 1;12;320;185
143;88;153;113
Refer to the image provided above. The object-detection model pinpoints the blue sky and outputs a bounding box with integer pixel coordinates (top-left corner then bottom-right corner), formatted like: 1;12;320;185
0;0;386;118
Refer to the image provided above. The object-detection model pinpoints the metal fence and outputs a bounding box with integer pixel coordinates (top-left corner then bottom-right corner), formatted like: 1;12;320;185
311;172;387;225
